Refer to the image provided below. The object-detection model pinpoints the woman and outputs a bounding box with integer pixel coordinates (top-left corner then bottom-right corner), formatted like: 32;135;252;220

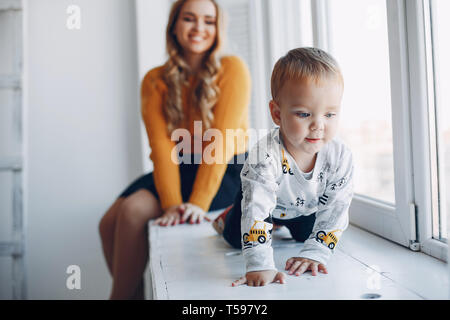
98;0;250;299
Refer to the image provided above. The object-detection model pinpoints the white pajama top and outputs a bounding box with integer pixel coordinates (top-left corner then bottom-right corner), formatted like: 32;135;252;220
240;127;354;273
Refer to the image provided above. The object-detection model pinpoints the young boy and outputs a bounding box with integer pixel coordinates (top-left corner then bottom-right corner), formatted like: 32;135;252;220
213;47;354;287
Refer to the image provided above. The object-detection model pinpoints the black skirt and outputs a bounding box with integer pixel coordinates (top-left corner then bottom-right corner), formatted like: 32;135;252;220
118;153;246;211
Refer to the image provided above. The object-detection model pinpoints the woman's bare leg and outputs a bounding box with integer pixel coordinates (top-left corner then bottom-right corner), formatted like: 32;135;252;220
99;198;125;276
109;189;162;300
132;279;145;300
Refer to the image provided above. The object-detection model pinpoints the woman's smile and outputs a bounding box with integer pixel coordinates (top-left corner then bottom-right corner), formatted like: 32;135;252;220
189;34;207;43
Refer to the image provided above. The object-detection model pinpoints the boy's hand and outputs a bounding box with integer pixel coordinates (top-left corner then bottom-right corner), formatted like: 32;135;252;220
285;257;328;276
232;270;286;287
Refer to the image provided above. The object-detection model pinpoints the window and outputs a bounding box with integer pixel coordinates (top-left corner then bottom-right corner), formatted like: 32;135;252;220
328;0;395;205
243;0;448;260
324;0;422;250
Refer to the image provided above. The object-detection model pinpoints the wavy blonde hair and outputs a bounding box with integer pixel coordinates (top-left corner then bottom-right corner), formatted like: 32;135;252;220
163;0;225;134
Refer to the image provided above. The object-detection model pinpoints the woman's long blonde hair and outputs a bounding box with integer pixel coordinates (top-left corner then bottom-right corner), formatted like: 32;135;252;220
163;0;225;134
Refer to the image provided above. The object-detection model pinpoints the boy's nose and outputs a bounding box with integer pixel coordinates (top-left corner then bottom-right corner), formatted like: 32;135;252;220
310;118;324;131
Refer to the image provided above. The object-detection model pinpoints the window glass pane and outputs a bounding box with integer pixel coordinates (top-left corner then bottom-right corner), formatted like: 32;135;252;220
430;0;449;241
329;0;395;204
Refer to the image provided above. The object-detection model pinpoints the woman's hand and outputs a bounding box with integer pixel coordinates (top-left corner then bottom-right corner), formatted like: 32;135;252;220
180;203;211;224
153;205;183;226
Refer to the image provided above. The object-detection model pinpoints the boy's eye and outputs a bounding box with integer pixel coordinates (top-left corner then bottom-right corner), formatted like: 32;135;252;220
205;20;216;25
296;112;310;118
325;113;336;118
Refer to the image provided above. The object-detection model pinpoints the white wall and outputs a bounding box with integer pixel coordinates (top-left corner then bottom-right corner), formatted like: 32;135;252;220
135;0;170;173
22;0;166;299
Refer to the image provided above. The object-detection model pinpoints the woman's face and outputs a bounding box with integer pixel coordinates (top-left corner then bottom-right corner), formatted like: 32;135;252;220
174;0;217;57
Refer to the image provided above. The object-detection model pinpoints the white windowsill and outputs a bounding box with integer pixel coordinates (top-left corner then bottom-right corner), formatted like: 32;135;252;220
421;238;448;262
338;224;448;300
146;212;449;300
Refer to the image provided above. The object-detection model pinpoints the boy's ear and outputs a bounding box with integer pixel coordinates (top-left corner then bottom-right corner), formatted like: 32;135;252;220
269;100;281;126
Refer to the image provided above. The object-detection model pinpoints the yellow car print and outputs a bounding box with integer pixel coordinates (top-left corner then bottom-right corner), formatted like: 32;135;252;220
281;149;294;175
315;229;342;250
243;221;268;244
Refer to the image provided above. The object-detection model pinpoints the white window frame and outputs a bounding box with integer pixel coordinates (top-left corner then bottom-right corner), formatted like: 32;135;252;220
384;0;418;250
388;0;447;261
414;0;448;260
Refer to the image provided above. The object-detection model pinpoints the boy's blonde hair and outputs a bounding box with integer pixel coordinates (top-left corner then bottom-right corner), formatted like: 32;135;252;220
271;47;343;101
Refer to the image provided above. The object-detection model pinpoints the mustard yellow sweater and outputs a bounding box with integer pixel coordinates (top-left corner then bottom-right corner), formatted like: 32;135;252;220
141;56;251;211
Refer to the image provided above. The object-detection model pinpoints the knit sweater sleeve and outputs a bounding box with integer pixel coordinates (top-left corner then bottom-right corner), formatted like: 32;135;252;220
141;68;183;210
188;56;251;211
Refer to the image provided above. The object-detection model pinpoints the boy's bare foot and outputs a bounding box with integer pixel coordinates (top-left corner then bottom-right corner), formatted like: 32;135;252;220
212;205;233;235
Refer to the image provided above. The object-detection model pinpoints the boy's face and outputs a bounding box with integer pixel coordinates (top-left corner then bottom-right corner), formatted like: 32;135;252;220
269;76;343;159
